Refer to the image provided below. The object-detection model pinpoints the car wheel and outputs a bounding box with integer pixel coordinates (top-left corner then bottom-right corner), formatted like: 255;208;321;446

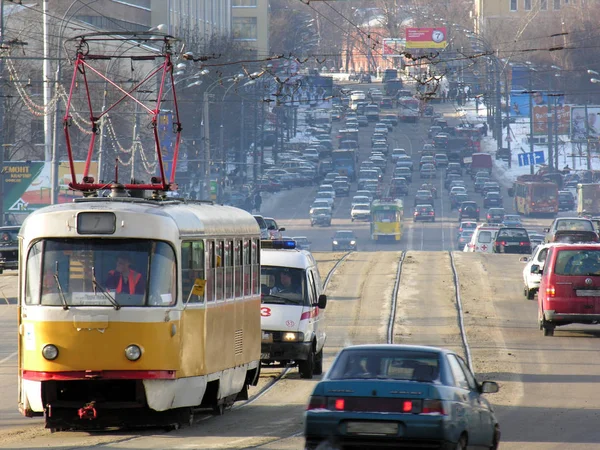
299;350;315;379
527;288;535;300
455;435;467;450
313;349;324;375
543;322;554;337
490;425;501;450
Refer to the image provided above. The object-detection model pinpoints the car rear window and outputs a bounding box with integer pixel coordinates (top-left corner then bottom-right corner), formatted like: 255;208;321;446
554;250;600;275
556;220;594;231
497;229;528;239
329;349;440;381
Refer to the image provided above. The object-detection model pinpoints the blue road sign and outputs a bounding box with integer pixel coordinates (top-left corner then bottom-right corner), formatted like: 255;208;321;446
518;151;545;167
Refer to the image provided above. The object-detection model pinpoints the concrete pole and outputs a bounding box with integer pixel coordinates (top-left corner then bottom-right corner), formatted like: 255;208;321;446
203;92;210;200
43;0;52;162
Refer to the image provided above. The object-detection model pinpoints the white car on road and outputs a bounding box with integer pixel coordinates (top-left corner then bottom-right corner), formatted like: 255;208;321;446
351;204;371;221
521;243;556;299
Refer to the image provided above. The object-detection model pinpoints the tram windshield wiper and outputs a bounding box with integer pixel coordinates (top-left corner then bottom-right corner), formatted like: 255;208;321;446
54;261;69;310
92;267;121;310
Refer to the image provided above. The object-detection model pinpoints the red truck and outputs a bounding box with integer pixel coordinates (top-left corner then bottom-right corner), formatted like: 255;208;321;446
469;153;492;178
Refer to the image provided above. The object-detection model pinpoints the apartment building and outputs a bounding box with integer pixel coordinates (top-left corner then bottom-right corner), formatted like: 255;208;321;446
231;0;269;57
55;0;151;31
474;0;571;35
151;0;231;42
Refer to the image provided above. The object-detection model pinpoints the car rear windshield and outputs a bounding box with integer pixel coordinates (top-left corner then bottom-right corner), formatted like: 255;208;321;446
329;349;440;381
556;220;594;232
497;229;528;239
555;250;600;276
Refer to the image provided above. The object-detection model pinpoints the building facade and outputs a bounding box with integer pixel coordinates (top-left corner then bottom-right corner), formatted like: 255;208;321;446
474;0;569;35
55;0;151;31
231;0;269;57
151;0;231;43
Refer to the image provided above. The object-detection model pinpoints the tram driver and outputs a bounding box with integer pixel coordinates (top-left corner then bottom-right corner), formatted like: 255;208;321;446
105;253;145;296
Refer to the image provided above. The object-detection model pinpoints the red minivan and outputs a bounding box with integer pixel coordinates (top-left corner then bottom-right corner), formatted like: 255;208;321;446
538;244;600;336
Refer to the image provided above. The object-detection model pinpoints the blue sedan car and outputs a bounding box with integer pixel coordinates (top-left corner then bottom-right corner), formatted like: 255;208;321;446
304;344;501;450
501;214;523;228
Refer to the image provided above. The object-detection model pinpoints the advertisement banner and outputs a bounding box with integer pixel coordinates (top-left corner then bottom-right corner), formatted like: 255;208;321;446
3;161;97;214
510;66;530;92
510;91;564;118
296;75;333;109
571;106;600;141
382;38;405;57
405;27;447;49
532;104;571;135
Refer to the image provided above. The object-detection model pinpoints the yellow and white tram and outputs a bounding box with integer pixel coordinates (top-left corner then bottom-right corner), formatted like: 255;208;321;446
17;188;261;429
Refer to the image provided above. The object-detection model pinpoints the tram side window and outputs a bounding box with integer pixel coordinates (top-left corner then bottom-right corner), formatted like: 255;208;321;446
216;240;224;301
252;238;260;295
25;243;42;305
243;239;251;296
234;240;242;298
181;241;205;304
225;240;234;299
206;240;215;302
148;242;176;306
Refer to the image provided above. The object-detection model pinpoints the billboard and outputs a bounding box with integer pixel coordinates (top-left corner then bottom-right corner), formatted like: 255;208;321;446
382;38;405;57
3;161;98;214
296;75;333;109
510;66;530;92
405;27;447;49
532;105;571;135
509;91;564;118
571;106;600;141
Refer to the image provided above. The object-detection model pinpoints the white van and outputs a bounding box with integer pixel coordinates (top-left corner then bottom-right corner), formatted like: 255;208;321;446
260;240;327;379
464;225;501;253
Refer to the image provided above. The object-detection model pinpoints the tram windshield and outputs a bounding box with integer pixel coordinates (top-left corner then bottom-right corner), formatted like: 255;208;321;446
260;266;307;306
25;239;176;307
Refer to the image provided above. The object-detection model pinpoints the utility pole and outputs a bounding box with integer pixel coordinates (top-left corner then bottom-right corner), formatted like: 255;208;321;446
585;102;592;170
43;0;52;163
547;93;553;171
528;73;534;175
0;0;4;225
203;92;211;200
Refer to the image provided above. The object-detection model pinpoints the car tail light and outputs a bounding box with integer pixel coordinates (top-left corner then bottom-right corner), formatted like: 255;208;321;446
546;286;556;297
334;398;345;411
402;400;413;412
307;396;327;410
499;241;507;246
414;211;418;216
519;242;528;246
477;208;480;212
429;212;434;215
422;399;446;415
487;214;491;219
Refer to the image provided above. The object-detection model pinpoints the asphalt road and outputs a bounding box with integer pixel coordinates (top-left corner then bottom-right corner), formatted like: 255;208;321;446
1;83;596;449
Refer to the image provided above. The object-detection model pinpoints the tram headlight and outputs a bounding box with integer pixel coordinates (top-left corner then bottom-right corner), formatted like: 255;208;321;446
124;344;142;361
42;344;59;361
283;332;304;342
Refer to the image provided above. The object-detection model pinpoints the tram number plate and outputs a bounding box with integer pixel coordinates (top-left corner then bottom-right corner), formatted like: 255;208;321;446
260;353;270;360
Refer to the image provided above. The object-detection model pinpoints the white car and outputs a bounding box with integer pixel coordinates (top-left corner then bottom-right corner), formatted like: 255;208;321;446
315;192;335;208
310;201;332;214
521;243;555;299
351;204;371;221
351;195;371;208
318;184;337;199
